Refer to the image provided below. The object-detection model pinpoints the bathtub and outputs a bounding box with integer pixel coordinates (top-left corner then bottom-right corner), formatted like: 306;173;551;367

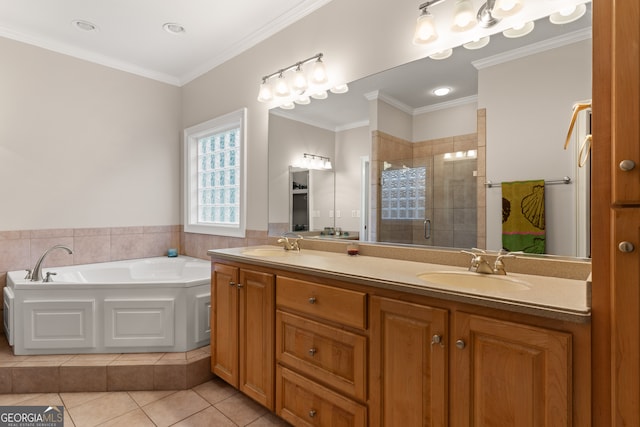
3;256;211;355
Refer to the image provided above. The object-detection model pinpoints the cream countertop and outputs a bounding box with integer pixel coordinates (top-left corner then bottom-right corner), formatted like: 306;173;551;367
208;245;591;323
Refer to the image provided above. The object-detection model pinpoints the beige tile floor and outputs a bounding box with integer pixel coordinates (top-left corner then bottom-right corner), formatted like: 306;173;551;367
0;378;292;426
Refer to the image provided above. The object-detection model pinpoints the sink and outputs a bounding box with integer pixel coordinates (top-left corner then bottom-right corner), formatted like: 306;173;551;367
416;271;531;292
241;248;290;257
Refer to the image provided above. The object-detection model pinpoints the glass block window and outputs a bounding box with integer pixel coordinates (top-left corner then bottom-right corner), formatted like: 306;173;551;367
197;128;239;225
184;109;246;237
381;167;426;220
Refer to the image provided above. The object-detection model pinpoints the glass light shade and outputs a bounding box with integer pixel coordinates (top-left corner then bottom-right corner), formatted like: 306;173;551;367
311;90;328;100
280;102;295;110
429;49;453;60
330;83;349;94
292;67;308;92
451;0;477;32
549;4;586;24
463;36;490;50
294;94;311;105
274;75;290;97
503;21;534;38
323;159;332;170
257;81;273;102
492;0;523;18
310;59;328;85
413;10;438;44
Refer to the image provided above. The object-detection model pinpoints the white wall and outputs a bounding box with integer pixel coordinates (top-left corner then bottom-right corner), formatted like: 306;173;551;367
480;39;592;255
413;101;478;141
0;38;181;231
335;126;370;232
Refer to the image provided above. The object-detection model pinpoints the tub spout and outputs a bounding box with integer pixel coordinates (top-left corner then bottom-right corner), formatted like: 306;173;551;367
31;245;73;282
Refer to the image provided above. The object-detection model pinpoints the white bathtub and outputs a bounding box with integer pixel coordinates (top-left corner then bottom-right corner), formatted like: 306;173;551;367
3;256;211;355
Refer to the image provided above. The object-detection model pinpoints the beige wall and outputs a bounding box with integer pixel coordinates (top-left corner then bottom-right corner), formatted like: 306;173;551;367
0;38;182;231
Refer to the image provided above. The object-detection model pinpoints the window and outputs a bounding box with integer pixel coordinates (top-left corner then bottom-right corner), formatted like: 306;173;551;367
381;166;426;220
184;108;246;237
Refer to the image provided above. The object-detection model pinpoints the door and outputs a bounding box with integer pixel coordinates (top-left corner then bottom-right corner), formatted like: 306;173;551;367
451;312;571;426
211;263;239;386
369;296;448;427
239;269;275;409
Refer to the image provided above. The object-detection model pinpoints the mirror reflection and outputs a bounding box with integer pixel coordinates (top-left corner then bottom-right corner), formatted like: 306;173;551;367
268;6;592;258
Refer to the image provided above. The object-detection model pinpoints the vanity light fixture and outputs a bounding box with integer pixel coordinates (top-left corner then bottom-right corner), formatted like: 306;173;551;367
452;0;477;32
413;1;441;44
257;53;348;109
294;153;333;170
549;3;586;25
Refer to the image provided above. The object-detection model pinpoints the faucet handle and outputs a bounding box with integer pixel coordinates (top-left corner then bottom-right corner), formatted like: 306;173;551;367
24;269;32;279
44;272;57;283
493;252;516;275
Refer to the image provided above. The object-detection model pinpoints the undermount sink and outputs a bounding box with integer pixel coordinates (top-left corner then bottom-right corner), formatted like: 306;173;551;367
416;271;531;292
241;248;290;257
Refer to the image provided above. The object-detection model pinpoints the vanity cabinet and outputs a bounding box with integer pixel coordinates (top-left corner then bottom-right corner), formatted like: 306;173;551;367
210;263;275;409
369;297;448;427
275;276;368;426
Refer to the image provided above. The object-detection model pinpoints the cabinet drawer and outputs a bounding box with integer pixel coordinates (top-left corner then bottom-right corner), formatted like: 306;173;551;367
276;311;367;401
277;366;367;427
276;276;367;329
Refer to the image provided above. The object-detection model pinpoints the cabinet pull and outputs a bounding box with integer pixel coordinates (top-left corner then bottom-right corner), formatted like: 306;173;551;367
308;348;317;356
309;409;317;418
456;339;466;350
431;334;444;347
619;159;636;171
618;241;635;253
308;297;317;304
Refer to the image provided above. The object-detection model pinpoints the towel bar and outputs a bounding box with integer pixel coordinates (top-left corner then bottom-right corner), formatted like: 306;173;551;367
485;176;571;188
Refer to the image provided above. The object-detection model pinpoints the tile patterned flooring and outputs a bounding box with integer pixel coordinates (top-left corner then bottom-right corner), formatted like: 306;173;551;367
0;336;291;426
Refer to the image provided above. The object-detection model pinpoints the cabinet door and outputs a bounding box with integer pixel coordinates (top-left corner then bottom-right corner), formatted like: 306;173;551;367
369;296;448;427
211;263;239;387
239;268;275;409
452;313;571;427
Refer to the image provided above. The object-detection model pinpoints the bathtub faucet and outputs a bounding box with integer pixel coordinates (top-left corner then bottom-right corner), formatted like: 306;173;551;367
30;244;73;282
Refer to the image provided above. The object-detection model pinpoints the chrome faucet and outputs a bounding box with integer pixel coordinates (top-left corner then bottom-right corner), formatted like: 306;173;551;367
461;248;493;274
30;244;73;281
277;233;303;251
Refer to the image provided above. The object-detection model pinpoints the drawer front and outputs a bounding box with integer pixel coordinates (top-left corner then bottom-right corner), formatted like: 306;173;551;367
276;276;367;329
276;311;367;401
276;366;367;427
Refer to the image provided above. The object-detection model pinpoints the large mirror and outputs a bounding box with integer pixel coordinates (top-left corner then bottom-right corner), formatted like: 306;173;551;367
268;5;592;258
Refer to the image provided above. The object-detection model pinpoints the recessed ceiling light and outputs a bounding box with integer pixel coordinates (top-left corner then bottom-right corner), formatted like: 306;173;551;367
433;87;451;96
72;20;98;32
163;23;186;35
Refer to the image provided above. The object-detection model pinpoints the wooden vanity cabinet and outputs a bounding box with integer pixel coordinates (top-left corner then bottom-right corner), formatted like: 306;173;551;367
275;276;368;427
211;262;275;409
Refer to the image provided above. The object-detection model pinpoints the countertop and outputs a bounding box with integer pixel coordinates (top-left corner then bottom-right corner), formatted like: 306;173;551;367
208;245;591;323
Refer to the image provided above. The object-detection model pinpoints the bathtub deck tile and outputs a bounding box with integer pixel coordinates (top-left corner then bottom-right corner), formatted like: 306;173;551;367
0;367;11;393
60;365;107;392
12;365;60;393
153;364;188;390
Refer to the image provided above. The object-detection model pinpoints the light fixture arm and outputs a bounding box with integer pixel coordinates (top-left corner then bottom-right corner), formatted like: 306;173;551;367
417;0;446;12
261;53;323;83
477;0;501;28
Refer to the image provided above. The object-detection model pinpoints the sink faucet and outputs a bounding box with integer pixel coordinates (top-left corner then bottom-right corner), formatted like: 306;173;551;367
277;233;303;251
461;248;493;274
493;252;516;275
30;244;73;281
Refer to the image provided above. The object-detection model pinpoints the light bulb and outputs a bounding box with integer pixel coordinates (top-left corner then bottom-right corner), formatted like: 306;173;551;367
413;9;438;44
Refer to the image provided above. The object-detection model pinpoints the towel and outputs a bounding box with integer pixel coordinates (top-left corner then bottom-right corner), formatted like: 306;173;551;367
501;180;546;254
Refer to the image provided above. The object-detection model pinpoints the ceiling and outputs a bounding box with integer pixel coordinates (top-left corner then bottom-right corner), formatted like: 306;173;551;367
273;4;593;131
0;0;331;86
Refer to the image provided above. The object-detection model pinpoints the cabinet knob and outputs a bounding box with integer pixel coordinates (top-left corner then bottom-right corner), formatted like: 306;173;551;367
236;283;244;288
619;159;636;171
308;348;317;356
308;297;317;304
229;281;236;286
431;334;444;347
309;409;317;418
456;339;466;350
618;241;635;253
